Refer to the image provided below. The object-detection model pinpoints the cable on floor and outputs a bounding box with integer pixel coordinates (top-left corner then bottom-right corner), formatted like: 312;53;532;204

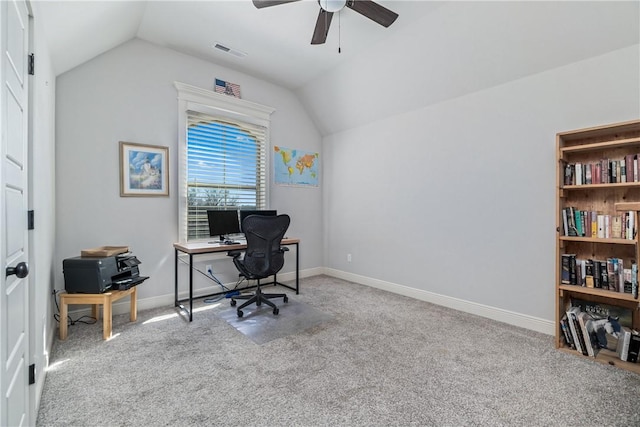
52;289;97;326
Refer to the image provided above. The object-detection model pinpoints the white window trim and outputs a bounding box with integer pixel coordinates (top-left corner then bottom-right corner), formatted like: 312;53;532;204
174;81;275;242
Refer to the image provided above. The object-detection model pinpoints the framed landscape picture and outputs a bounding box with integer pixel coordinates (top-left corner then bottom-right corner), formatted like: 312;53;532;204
119;141;169;197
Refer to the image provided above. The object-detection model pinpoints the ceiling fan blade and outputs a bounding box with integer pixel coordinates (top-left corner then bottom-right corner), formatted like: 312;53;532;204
347;0;398;27
311;9;333;45
252;0;301;9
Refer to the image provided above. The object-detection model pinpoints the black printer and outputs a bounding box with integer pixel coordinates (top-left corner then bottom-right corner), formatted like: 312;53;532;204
63;254;148;293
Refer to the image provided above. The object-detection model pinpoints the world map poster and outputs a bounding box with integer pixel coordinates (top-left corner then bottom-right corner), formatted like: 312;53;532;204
273;146;319;187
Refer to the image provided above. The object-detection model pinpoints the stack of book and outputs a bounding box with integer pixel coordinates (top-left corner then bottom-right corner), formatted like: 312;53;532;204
560;255;638;297
561;303;640;362
564;155;640;186
561;206;635;240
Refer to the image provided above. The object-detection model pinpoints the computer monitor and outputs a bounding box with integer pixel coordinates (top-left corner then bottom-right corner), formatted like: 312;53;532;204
239;210;277;232
207;210;241;241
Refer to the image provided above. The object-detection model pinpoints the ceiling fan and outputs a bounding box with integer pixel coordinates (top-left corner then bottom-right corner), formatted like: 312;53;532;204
252;0;399;45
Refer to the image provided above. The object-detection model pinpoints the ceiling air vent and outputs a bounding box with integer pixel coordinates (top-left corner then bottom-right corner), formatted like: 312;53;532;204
212;43;247;58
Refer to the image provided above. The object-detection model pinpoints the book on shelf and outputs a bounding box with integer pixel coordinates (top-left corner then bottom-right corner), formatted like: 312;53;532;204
599;259;609;290
593;260;602;288
602;158;609;184
628;332;640;363
626;154;634;182
617;327;632;361
583;211;589;237
609;160;618;183
560;314;575;350
569;255;577;285
632;262;638;299
627;211;635;240
620;159;626;182
584;259;595;288
571;298;633;329
612;216;622;239
597;214;605;238
575;258;586;286
564;163;573;185
577;311;597;357
564;207;578;236
607;258;620;292
585;164;592;184
561;254;573;284
623;268;633;294
574;210;583;236
567;306;587;356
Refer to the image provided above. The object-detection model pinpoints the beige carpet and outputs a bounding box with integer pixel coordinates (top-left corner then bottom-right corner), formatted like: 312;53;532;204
37;275;640;426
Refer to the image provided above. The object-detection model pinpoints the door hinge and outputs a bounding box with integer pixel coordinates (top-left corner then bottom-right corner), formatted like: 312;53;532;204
29;364;35;385
28;53;35;75
28;210;34;230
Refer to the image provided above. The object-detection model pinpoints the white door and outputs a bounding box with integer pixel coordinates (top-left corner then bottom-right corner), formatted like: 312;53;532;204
1;0;31;426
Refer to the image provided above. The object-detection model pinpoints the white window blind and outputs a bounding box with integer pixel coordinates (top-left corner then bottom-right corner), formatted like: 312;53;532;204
175;82;274;242
186;111;267;240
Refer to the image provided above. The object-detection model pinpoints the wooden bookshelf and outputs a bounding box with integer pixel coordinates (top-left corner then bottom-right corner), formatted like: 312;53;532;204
556;119;640;373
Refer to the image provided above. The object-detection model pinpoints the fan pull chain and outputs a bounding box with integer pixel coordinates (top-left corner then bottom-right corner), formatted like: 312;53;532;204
338;10;341;53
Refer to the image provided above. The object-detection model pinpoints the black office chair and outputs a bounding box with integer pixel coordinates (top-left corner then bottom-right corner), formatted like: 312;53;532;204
228;214;291;317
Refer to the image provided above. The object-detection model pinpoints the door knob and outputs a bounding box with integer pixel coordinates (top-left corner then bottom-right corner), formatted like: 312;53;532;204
6;262;29;278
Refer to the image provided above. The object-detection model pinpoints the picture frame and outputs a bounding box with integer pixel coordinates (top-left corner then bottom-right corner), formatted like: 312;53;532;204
119;141;169;197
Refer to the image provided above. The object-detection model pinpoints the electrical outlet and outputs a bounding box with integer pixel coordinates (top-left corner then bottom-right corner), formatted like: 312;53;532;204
347;254;352;262
205;264;212;274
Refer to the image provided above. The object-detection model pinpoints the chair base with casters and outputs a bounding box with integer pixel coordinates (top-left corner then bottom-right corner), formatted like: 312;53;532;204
230;279;288;318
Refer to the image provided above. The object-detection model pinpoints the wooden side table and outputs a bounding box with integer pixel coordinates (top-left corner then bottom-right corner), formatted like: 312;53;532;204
59;287;137;340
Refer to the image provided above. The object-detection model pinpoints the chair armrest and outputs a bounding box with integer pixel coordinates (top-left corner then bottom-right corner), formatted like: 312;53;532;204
279;247;290;253
227;250;242;258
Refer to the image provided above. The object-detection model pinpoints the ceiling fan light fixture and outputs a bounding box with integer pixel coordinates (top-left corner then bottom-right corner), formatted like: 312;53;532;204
318;0;346;13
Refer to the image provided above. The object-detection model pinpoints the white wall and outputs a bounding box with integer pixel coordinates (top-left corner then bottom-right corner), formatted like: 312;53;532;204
29;0;57;418
323;45;640;333
55;39;323;309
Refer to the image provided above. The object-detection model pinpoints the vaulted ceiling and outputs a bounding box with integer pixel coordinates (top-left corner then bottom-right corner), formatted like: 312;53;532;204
35;1;639;135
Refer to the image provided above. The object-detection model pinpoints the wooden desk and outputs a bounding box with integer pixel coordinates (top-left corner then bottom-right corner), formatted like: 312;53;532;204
173;238;300;321
59;287;137;340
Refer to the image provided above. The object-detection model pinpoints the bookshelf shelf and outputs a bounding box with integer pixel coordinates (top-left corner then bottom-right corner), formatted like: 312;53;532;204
562;181;640;190
557;346;640;375
559;236;636;245
556;119;640;373
559;284;640;305
559;136;640;155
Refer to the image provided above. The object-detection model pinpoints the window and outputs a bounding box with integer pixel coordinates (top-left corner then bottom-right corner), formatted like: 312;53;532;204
175;82;275;241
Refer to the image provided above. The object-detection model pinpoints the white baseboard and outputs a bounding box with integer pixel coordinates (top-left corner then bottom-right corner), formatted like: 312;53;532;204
322;268;555;336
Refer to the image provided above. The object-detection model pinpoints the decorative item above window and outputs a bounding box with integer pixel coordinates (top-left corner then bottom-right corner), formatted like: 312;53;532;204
214;78;241;98
119;141;169;197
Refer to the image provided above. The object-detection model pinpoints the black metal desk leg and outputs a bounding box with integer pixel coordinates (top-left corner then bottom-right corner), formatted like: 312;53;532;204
174;249;178;307
189;253;193;322
295;242;299;294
